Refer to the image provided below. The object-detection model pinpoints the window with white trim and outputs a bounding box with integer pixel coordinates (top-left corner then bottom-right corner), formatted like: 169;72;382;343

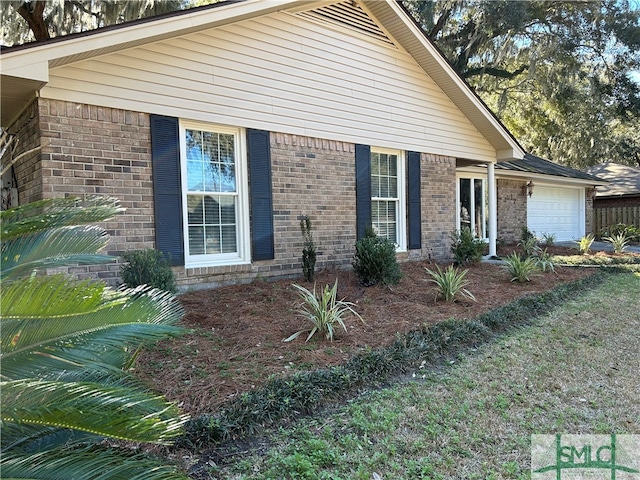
180;122;250;267
371;149;406;250
457;176;487;239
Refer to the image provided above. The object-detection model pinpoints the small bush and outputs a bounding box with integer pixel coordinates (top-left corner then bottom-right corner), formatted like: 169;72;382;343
284;280;364;343
120;248;176;293
425;264;476;303
450;227;485;265
352;227;402;286
300;215;316;282
576;234;595;255
604;231;630;254
502;252;539;282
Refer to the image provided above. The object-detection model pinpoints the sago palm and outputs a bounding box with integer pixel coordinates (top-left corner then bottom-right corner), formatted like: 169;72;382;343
0;196;189;479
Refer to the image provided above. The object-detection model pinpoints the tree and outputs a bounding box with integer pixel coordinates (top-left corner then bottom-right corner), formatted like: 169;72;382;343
1;0;191;44
0;196;190;479
404;0;640;168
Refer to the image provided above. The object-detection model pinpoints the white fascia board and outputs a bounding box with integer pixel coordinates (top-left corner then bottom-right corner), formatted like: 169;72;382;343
366;0;525;161
0;0;305;77
0;59;49;83
496;148;523;161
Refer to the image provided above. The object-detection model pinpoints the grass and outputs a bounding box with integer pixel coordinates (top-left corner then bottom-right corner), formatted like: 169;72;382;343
206;269;640;479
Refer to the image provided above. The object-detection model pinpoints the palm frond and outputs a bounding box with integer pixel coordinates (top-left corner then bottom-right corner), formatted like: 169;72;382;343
0;196;123;241
1;225;114;281
1;423;101;453
2;379;188;444
1;274;109;318
2;285;184;357
1;323;184;380
0;445;189;480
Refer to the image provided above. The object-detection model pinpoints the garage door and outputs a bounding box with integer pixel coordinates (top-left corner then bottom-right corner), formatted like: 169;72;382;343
527;186;583;241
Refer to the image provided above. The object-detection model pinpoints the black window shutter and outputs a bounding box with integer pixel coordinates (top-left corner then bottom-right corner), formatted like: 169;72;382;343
355;144;372;240
150;114;184;266
407;151;422;250
247;128;274;261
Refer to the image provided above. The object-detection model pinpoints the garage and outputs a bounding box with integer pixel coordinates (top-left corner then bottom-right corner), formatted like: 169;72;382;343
527;185;584;241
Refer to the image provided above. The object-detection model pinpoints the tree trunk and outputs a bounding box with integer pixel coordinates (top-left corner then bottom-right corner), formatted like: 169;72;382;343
17;1;49;41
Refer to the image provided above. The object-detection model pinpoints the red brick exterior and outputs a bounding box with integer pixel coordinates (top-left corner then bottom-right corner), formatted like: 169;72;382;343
594;196;640;208
419;154;457;260
8;99;458;289
497;179;527;243
7;100;43;204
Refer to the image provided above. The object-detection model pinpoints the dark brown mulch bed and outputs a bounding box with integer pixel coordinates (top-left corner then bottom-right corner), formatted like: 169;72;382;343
133;245;606;418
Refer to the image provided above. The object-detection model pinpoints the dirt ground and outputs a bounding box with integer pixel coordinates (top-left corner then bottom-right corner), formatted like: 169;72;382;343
132;244;611;419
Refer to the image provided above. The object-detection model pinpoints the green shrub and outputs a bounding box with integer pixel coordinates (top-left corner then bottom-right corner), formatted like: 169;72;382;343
450;227;485;265
284;280;364;343
576;234;595;255
121;248;177;293
502;252;540;282
425;264;476;303
604;231;630;254
300;215;317;282
352;227;402;286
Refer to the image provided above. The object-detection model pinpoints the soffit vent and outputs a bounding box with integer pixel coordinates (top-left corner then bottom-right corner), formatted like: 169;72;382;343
295;1;395;47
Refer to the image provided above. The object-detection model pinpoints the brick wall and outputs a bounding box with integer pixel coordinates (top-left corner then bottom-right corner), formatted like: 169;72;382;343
6;99;43;205
38;98;155;282
418;153;456;261
13;99;458;289
497;178;527;243
594;196;640;208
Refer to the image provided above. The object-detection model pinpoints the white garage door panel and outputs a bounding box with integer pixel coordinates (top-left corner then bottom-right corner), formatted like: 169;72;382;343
527;186;583;241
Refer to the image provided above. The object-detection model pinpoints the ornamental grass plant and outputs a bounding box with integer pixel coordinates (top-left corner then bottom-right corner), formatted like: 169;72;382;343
502;252;540;282
425;264;476;303
284;280;364;343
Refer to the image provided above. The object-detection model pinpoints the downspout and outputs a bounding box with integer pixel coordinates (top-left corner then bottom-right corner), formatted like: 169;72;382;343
487;162;497;257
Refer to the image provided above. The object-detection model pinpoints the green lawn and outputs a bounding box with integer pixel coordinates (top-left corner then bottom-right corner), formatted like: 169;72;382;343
209;269;640;480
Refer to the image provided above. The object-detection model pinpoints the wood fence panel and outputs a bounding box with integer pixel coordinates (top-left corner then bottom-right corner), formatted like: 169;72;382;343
594;206;640;234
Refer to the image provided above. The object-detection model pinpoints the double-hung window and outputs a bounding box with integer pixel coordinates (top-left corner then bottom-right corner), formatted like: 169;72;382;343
181;122;250;267
371;148;406;250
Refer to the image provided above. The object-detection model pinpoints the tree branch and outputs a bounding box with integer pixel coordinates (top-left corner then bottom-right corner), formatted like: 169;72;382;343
463;64;529;80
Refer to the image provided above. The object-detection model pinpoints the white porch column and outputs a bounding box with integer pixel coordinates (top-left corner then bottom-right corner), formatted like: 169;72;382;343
487;162;497;257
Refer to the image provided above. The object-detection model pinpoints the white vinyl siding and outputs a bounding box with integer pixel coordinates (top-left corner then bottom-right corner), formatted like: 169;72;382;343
41;10;496;162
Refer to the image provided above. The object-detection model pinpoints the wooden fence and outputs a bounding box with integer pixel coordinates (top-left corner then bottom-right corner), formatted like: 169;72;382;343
593;206;640;235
